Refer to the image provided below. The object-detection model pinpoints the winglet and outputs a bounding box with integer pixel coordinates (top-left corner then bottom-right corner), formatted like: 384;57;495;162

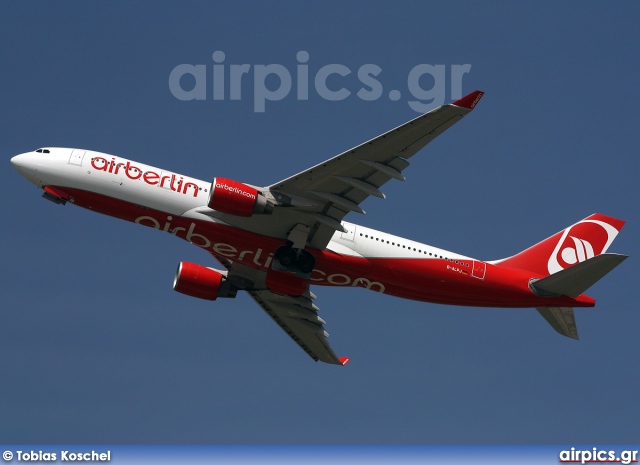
338;357;350;366
452;90;484;110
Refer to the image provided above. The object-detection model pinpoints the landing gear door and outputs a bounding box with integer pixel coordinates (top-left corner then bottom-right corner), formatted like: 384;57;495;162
340;222;356;241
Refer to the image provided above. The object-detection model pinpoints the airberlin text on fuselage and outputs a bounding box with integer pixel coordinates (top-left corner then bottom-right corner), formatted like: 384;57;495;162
135;215;385;292
90;157;200;197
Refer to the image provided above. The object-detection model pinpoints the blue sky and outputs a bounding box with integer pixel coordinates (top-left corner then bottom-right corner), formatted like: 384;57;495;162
1;1;639;444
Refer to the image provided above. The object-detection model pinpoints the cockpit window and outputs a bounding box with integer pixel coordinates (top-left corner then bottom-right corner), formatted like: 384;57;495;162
35;148;50;153
36;149;43;153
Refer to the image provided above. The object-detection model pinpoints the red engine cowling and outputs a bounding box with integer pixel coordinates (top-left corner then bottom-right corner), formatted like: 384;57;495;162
173;262;225;300
208;177;273;217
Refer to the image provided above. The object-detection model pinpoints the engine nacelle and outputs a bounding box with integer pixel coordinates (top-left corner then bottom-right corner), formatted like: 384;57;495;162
208;177;273;217
173;262;236;300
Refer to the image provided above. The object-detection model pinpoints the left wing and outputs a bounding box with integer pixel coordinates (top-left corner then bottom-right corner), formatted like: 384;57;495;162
196;90;484;249
269;90;484;248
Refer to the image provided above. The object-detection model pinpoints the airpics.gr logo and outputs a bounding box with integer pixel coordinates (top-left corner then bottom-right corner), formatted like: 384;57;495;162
547;219;620;274
168;50;472;113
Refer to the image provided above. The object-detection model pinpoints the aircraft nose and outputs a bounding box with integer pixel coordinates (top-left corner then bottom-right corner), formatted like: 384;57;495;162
10;153;32;172
10;152;36;172
10;153;24;168
10;152;42;185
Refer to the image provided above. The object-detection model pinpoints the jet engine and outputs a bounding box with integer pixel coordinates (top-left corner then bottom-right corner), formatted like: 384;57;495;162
208;177;273;217
173;262;237;300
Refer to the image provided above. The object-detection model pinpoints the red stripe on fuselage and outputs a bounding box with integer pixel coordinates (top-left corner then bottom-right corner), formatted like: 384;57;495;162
57;186;594;309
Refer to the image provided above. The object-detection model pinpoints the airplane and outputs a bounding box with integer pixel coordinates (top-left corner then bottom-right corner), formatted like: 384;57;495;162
10;90;628;365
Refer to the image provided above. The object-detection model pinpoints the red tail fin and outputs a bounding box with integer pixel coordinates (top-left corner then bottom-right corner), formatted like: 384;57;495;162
495;214;625;277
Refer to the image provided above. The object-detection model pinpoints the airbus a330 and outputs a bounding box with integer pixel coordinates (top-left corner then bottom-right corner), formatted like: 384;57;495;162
11;91;627;365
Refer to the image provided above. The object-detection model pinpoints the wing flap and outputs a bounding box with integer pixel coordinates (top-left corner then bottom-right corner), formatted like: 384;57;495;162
270;111;470;199
248;289;344;365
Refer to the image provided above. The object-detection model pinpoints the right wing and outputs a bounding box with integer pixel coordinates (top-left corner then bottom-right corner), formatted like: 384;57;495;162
248;289;348;365
215;255;348;365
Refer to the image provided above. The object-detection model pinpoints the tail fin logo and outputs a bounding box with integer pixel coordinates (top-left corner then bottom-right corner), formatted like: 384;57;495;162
548;220;619;274
560;236;594;265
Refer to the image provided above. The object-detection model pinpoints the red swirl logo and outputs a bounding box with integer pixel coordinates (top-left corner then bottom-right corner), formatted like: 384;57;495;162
547;220;619;274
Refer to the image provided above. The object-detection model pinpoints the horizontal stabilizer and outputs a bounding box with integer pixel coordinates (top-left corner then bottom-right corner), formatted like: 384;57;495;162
531;253;628;298
536;307;579;339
